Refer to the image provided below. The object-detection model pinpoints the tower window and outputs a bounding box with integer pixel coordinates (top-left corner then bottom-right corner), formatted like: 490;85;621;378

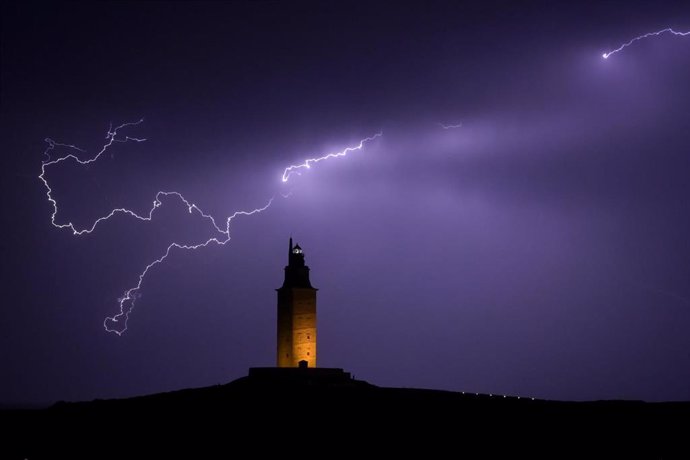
307;352;310;356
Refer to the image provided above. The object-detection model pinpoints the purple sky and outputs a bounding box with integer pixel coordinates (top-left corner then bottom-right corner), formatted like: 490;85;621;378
2;1;690;403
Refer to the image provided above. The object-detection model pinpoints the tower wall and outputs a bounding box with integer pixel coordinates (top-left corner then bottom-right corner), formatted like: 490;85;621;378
277;288;317;367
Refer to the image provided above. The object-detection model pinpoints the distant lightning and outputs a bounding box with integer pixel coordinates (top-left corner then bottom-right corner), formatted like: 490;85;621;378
41;121;381;335
439;122;462;129
602;27;690;59
281;132;382;182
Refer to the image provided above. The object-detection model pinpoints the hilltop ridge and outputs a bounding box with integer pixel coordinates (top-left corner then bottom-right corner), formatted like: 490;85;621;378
3;368;689;457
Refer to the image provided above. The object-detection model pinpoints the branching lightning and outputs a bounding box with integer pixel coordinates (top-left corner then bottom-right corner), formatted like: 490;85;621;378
439;122;462;129
40;120;147;235
281;132;382;182
40;121;273;335
104;197;273;335
602;27;690;59
41;121;381;335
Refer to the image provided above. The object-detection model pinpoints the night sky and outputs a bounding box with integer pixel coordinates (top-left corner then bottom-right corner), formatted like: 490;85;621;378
2;1;690;404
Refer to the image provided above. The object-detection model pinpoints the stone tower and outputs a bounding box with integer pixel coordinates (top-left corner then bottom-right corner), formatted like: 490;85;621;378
277;238;317;367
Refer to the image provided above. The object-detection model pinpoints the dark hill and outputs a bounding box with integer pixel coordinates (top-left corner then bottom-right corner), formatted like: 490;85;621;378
3;368;689;458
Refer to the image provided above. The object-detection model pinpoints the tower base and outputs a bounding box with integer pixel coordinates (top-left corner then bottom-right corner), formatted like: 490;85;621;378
248;367;353;385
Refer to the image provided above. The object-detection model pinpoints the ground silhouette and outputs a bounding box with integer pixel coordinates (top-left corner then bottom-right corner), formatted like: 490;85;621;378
3;369;688;457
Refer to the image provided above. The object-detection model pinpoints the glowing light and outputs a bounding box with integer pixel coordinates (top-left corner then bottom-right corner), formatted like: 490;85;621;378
602;28;690;59
281;132;382;182
438;122;462;129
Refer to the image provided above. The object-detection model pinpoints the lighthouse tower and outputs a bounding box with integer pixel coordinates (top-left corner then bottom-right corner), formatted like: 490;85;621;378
276;238;317;367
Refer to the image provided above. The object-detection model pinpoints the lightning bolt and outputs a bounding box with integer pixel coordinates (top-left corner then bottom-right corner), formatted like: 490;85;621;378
41;121;381;335
438;122;462;129
281;132;382;182
40;121;274;335
39;120;147;235
602;27;690;59
104;197;274;336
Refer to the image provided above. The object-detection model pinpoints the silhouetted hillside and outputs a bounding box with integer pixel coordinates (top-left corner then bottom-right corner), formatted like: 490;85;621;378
3;369;689;458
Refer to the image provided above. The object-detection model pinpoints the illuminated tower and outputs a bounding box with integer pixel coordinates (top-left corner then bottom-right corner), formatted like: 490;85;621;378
277;238;317;367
